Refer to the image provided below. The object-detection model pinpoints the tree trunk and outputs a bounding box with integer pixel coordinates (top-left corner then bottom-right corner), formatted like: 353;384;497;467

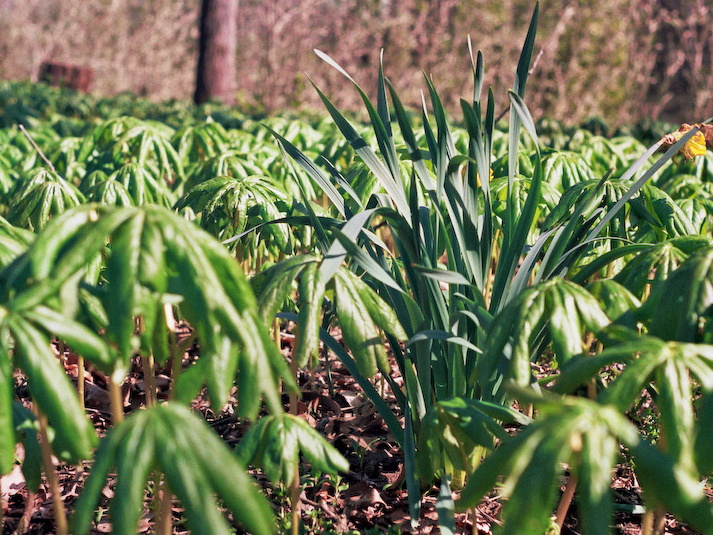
194;0;238;105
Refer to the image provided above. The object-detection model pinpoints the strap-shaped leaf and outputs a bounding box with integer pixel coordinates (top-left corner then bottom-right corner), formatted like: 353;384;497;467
417;397;527;479
293;261;326;367
308;73;411;219
644;246;713;342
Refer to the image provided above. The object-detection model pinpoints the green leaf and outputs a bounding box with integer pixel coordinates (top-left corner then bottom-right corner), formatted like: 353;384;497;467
237;413;348;485
7;314;96;462
631;438;713;533
12;403;42;492
74;404;275;535
293;261;326;367
25;306;114;370
334;268;390;376
0;342;15;475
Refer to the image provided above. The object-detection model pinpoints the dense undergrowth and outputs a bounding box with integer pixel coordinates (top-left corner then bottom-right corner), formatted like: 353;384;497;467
2;6;713;534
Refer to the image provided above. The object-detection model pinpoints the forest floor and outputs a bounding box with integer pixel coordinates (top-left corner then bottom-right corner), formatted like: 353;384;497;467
0;323;705;535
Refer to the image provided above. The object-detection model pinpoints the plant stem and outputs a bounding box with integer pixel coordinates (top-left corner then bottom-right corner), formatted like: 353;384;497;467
555;472;578;529
142;354;156;407
273;316;281;351
108;372;124;425
165;304;182;402
77;354;85;411
156;476;173;535
36;410;68;535
641;509;654;535
288;356;301;535
653;504;667;535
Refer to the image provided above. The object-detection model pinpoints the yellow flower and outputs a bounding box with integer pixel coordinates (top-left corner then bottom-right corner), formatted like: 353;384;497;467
476;168;495;187
665;123;708;160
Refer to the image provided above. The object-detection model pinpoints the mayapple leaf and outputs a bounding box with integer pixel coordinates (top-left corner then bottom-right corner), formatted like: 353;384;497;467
73;404;275;535
251;254;319;324
6;314;96;462
459;394;639;535
479;278;610;400
12;403;42;492
644;246;713;342
24;306;114;370
236;412;348;486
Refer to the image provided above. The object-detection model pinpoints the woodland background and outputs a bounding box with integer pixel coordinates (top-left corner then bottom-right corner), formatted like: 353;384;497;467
1;0;712;133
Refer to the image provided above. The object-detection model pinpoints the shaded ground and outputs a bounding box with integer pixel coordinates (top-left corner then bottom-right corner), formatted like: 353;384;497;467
0;324;705;534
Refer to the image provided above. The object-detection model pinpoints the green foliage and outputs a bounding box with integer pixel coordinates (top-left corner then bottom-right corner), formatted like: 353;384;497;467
1;8;713;533
72;403;275;535
236;412;349;485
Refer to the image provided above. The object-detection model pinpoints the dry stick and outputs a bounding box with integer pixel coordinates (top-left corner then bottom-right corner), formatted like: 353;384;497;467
36;410;68;535
18;124;56;172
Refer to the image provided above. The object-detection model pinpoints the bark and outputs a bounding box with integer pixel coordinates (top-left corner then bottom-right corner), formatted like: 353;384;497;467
194;0;238;105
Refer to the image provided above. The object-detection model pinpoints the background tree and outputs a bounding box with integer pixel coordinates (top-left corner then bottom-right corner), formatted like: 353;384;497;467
194;0;238;105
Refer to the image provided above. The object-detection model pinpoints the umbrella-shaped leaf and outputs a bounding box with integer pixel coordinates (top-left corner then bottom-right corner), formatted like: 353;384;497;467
293;260;326;367
236;412;348;485
251;254;319;324
3;314;96;462
458;393;640;535
8;168;85;231
478;278;610;399
642;246;713;342
12;403;42;492
613;236;710;299
73;404;275;535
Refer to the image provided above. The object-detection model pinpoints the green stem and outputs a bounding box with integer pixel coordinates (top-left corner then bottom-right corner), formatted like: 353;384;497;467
36;410;68;535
